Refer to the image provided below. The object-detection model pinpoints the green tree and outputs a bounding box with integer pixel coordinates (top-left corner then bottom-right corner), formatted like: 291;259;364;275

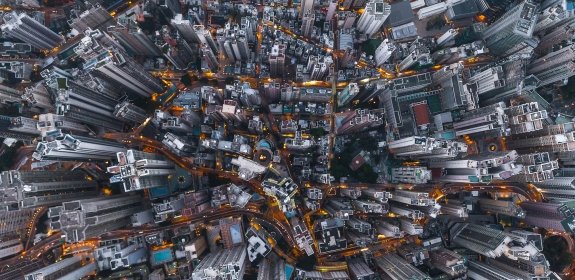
310;128;326;138
180;74;192;86
543;236;574;272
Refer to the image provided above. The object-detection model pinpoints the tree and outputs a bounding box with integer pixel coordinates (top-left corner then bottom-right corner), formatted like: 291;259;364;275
224;76;235;85
543;236;573;272
358;136;378;151
180;74;192;86
310;127;326;138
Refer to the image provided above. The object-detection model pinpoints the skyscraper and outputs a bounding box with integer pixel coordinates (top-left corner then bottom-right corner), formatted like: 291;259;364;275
336;108;384;135
510;152;558;182
520;201;575;234
374;253;431;280
301;11;315;38
161;33;195;70
533;4;566;34
200;43;219;72
22;83;53;111
76;30;164;98
504;102;547;135
450;223;512;258
467;259;524;280
33;131;126;161
481;0;538;56
215;23;251;62
428;151;522;183
0;208;34;239
1;12;63;49
0;170;98;211
374;39;396;67
507;122;575;153
48;194;145;242
24;255;96;280
300;0;314;19
391;167;431;184
36;113;90;136
107;150;176;192
171;15;218;54
356;0;391;38
326;0;338;21
431;62;473;110
113;101;148;124
388;136;467;159
44;74;125;131
337;83;360;107
452;101;510;137
0;84;22;108
108;19;161;56
527;44;575;87
269;44;286;78
191;244;247;280
69;4;114;33
478;199;526;218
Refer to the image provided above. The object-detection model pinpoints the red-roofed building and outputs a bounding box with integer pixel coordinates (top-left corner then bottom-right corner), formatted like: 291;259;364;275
349;152;367;171
412;102;431;129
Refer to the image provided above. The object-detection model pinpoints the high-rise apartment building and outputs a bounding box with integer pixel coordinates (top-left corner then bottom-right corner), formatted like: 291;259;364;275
528;44;575;87
375;39;396;67
337;83;360;107
0;208;34;239
33;131;126;161
511;152;558;182
533;4;566;34
391;167;431;184
36;113;89;136
191;244;247;280
107;150;176;192
69;4;114;33
94;239;147;271
0;84;22;108
389;190;435;206
300;0;314;19
108;19;161;56
113;101;148;124
0;239;23;259
428;151;522;183
48;194;145;242
452;102;509;137
374;253;431;280
0;170;98;211
257;258;287;280
356;0;391;38
326;0;338;21
336;108;384;135
450;223;512;258
439;200;469;218
481;0;538;56
507;122;575;153
388;136;467;159
1;12;63;49
301;12;315;38
479;199;526;218
269;44;285;78
76;30;164;98
24;255;96;280
429;248;467;278
504;102;547;135
534;19;575;55
520;201;575;234
467;259;524;280
44;73;123;131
